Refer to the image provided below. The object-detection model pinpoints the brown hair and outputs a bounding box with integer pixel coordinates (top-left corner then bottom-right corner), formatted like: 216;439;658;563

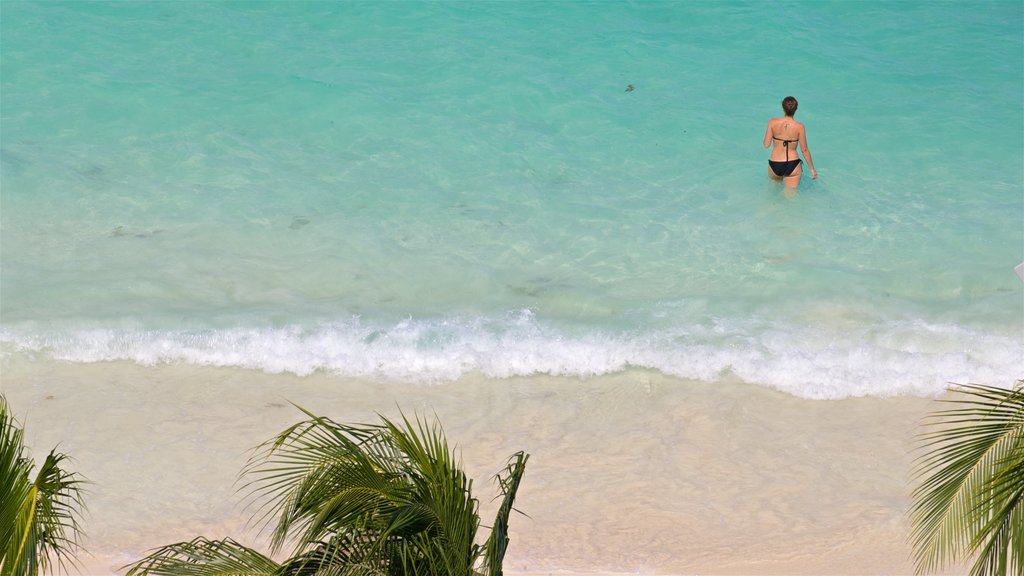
782;96;798;116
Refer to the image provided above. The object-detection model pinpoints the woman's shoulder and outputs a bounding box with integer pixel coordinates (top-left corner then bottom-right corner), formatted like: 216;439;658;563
776;117;806;131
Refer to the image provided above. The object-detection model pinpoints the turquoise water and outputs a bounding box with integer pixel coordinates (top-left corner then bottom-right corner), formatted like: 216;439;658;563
2;1;1021;398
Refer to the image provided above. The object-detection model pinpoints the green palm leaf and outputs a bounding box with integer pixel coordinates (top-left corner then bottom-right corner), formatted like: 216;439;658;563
124;537;281;576
132;406;529;576
243;409;485;575
24;451;88;576
910;382;1024;576
378;414;479;572
482;452;528;576
241;408;412;556
0;396;33;576
0;396;87;576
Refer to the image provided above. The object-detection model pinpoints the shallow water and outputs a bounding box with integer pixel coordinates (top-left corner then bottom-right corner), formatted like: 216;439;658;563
2;1;1022;397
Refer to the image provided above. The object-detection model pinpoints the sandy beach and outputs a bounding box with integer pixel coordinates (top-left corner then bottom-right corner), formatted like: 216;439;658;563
1;353;969;575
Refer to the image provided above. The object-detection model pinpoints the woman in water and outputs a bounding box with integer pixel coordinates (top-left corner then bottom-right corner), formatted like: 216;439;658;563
764;96;817;188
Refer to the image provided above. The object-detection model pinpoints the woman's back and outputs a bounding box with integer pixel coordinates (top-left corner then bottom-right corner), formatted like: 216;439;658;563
768;117;802;162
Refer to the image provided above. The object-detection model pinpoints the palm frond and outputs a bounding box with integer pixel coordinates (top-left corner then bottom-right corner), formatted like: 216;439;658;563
969;484;1023;576
123;537;281;576
285;529;438;576
131;405;529;576
241;408;489;574
29;450;88;576
482;452;529;576
0;396;87;576
0;396;34;576
241;409;411;556
910;382;1024;576
379;413;479;572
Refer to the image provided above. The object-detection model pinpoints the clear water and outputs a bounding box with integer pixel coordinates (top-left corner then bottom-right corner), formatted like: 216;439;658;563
2;1;1021;398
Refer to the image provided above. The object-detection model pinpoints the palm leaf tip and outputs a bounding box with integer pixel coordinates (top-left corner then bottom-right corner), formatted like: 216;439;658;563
909;381;1024;576
483;452;529;576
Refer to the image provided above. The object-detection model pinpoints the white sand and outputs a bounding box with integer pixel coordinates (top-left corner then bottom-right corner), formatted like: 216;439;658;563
1;355;967;575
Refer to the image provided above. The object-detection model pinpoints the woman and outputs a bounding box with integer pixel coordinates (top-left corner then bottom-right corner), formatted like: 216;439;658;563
763;96;817;187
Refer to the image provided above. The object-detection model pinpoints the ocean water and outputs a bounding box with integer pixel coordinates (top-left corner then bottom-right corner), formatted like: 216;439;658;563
1;0;1021;399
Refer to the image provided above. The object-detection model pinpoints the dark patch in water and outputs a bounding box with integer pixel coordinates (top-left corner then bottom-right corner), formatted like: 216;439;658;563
111;225;164;238
0;148;29;176
507;276;564;298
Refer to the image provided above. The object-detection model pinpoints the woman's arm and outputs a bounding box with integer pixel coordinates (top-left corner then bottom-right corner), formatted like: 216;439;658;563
763;121;774;149
799;125;818;178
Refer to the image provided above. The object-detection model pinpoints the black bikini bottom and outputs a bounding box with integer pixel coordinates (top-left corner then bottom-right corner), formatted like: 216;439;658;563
769;159;802;177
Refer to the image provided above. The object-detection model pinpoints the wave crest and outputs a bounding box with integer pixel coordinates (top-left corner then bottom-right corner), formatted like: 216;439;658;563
1;311;1019;399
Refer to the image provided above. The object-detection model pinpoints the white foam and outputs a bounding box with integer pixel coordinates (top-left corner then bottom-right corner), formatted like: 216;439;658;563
1;311;1019;400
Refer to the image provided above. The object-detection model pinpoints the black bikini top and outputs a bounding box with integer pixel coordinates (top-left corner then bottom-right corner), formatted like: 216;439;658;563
773;121;798;145
773;126;799;161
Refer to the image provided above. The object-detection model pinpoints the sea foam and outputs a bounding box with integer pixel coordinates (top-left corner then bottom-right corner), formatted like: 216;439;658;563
2;311;1018;400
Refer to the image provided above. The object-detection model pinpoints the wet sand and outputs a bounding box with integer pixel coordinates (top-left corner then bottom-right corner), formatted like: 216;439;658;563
1;355;966;575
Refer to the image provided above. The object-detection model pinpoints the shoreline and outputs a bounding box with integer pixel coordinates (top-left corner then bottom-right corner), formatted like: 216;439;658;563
1;355;968;574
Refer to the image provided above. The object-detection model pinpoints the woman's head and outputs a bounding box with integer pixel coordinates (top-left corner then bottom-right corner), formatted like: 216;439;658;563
782;96;798;116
